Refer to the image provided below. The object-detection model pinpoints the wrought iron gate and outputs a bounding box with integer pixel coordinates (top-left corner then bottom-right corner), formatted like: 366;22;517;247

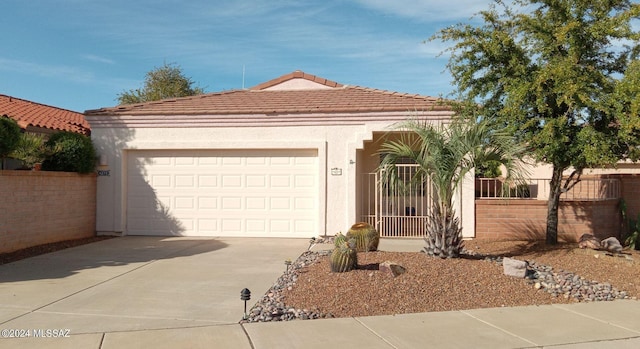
360;164;431;238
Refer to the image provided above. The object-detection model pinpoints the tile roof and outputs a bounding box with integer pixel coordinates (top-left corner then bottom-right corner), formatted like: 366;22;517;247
251;70;343;90
85;71;451;117
0;94;91;135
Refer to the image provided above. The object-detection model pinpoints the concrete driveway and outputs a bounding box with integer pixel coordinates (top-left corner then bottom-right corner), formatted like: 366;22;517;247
0;236;307;348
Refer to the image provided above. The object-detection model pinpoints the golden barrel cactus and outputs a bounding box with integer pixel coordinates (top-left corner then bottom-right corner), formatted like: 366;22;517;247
346;222;379;252
330;239;357;272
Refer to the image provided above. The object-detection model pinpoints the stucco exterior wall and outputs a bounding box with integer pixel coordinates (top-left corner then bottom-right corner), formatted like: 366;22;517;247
90;119;474;238
0;170;96;254
90;123;388;236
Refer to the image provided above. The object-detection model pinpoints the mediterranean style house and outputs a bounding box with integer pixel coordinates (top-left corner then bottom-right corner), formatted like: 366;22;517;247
84;71;473;238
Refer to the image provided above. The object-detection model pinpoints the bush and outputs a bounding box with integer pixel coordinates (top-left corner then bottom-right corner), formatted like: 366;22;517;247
42;132;96;173
476;160;502;178
10;133;50;169
0;117;21;159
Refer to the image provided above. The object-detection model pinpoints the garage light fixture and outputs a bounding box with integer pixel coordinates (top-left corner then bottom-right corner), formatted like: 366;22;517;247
99;154;107;166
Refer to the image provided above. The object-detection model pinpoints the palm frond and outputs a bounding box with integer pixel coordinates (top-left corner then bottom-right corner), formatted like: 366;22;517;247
377;114;528;258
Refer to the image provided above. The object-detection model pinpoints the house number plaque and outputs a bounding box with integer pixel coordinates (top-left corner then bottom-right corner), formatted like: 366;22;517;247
331;168;342;176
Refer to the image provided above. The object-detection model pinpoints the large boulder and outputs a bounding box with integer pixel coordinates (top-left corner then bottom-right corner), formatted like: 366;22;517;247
503;257;528;278
600;237;623;254
578;234;601;250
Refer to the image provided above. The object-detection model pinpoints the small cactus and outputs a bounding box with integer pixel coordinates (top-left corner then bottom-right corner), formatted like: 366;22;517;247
334;232;346;247
330;239;357;272
346;222;380;252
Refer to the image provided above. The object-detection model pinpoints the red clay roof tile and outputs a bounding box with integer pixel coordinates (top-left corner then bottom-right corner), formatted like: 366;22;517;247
0;94;90;135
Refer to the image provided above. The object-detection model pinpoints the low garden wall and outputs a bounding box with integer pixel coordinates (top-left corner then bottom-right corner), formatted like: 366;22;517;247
616;174;640;221
0;170;96;254
475;199;620;242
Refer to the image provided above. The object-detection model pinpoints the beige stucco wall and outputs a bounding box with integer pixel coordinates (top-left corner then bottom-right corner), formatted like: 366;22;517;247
88;115;475;238
90;123;388;236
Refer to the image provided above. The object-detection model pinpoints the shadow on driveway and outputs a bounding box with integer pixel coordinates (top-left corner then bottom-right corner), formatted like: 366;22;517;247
0;236;229;282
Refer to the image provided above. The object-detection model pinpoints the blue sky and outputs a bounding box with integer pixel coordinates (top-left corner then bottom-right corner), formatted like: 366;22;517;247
2;0;491;112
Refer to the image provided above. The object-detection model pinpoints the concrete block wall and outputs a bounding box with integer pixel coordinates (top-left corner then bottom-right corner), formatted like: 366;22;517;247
0;170;96;254
475;199;620;242
617;174;640;222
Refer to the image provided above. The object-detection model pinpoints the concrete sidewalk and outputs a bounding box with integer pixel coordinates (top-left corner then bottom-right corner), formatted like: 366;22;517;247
6;302;640;349
1;237;639;348
243;301;640;349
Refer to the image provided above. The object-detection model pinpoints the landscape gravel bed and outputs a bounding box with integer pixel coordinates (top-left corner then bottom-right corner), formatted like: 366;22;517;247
242;240;639;323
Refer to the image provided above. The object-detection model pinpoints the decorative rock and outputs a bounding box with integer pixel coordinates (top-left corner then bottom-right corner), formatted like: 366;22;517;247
379;261;406;277
243;246;633;324
600;237;623;254
578;234;601;250
503;257;528;278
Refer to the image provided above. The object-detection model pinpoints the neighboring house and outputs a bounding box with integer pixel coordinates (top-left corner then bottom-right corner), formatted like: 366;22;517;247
0;94;90;136
85;71;470;238
1;94;91;169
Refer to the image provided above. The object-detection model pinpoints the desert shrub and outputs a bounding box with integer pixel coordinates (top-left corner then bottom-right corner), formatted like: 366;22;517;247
42;132;96;173
10;133;50;169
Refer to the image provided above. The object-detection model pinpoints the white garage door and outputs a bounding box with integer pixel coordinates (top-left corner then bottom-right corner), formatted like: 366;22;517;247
126;149;318;237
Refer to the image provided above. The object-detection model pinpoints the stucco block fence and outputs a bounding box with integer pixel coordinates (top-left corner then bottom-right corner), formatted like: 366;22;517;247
0;170;96;254
475;174;640;242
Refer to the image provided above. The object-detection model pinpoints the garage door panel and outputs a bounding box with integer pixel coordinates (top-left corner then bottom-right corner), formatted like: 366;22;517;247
270;220;291;232
246;175;266;187
198;175;218;187
222;157;242;165
126;149;318;237
270;197;291;210
197;219;218;232
175;157;195;166
197;197;218;209
175;175;195;187
269;175;290;187
246;197;266;210
246;157;267;166
222;219;242;232
221;175;242;187
174;197;195;209
151;175;171;187
221;197;242;210
246;220;266;232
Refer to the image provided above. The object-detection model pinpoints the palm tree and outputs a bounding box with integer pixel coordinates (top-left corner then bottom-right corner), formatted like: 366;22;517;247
379;115;527;258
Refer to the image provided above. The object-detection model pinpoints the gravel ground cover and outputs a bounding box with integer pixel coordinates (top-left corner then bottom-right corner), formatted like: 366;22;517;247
243;239;640;322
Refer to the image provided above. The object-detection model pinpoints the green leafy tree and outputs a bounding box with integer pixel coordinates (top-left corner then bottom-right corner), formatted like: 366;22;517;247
379;114;527;258
433;0;640;244
117;62;205;104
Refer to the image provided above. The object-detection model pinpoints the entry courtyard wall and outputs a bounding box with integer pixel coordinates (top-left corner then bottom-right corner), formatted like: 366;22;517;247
475;199;620;242
475;174;640;241
0;170;96;254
